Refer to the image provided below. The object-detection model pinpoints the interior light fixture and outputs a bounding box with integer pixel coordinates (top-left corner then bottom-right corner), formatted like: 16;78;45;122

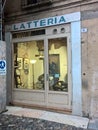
30;59;36;64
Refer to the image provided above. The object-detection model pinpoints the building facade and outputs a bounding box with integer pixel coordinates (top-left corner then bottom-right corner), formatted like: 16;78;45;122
4;0;98;117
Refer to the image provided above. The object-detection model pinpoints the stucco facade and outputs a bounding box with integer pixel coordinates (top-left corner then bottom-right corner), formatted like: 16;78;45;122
81;15;98;117
4;0;98;117
0;41;6;113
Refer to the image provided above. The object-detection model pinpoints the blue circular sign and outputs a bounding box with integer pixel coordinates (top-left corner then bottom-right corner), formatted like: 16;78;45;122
0;61;6;69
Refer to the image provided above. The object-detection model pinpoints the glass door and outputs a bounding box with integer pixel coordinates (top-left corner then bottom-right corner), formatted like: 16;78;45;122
46;36;71;109
48;38;68;92
13;35;71;109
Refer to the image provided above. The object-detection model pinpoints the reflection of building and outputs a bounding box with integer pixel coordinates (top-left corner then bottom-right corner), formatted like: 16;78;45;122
49;61;58;75
4;1;98;118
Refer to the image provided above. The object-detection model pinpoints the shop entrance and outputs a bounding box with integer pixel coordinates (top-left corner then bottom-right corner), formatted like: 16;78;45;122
13;33;71;111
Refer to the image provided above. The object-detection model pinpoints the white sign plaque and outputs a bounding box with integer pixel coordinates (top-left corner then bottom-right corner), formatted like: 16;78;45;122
11;12;80;31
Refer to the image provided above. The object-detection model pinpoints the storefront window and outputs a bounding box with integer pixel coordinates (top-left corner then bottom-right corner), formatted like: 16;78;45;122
14;40;45;90
48;38;68;92
14;37;68;92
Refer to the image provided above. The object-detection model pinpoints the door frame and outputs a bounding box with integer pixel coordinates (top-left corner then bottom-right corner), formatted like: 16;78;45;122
12;32;72;109
45;33;72;109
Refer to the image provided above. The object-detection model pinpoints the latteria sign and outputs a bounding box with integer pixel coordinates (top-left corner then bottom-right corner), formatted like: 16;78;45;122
12;12;80;31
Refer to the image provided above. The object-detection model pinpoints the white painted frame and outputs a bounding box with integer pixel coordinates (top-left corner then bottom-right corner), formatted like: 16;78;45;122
71;21;82;116
12;32;72;109
45;33;72;109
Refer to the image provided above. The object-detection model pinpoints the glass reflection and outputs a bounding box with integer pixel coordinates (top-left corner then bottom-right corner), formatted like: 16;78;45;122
14;40;44;90
48;38;68;92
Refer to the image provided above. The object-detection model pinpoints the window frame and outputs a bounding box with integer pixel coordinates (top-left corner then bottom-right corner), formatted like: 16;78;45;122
21;0;52;9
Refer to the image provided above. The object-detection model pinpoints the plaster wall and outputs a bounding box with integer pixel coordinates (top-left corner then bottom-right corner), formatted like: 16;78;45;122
4;0;98;24
81;17;98;117
0;41;6;113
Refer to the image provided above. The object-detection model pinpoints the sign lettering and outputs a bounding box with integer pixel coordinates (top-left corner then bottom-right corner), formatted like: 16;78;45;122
11;12;80;31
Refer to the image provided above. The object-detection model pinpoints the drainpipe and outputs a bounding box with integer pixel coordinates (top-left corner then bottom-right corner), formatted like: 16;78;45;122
0;0;6;40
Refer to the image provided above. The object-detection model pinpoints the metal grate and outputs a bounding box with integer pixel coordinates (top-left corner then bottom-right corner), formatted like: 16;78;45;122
12;29;45;39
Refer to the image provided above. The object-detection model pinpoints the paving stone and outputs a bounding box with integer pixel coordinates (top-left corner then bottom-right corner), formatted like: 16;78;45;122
0;114;88;130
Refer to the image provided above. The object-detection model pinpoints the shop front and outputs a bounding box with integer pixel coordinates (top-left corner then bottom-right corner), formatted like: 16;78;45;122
5;12;82;116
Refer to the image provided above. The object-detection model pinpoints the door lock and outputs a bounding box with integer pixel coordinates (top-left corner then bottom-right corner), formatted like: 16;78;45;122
46;74;49;81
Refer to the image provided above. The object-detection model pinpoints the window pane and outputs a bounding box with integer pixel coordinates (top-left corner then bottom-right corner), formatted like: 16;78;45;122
27;0;38;4
14;40;44;90
48;38;68;92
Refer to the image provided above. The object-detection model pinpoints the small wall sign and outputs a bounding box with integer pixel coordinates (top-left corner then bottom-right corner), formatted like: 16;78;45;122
81;28;88;33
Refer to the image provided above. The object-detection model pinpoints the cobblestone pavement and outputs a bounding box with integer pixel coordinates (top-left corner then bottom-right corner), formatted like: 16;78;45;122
0;114;88;130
